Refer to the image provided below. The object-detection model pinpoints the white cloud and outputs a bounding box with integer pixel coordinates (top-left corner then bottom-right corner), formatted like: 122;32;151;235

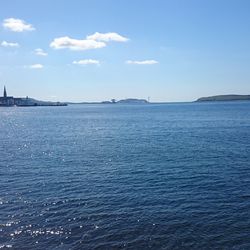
30;64;43;69
126;60;159;65
73;59;100;65
87;32;129;42
50;32;129;51
1;40;19;47
50;36;106;51
3;18;35;32
35;48;48;56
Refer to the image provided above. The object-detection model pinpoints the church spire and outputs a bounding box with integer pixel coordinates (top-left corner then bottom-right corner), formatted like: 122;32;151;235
3;86;7;98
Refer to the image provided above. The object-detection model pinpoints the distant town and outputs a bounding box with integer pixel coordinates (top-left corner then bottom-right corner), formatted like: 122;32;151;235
0;86;67;107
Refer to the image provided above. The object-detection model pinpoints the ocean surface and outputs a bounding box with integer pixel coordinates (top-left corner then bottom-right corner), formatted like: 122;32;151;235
0;102;250;250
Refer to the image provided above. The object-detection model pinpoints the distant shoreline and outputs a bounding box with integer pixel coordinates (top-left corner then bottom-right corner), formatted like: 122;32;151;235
2;94;250;107
196;94;250;102
67;98;149;105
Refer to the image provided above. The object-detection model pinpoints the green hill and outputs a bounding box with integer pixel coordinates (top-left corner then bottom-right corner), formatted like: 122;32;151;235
196;95;250;102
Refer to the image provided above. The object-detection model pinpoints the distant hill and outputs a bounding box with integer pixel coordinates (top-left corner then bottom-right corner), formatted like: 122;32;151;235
196;95;250;102
69;98;149;104
117;98;148;104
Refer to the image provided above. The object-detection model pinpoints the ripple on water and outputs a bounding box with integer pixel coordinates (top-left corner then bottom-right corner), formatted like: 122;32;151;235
0;103;250;249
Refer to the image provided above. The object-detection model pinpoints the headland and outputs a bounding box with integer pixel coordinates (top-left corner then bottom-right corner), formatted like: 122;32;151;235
196;95;250;102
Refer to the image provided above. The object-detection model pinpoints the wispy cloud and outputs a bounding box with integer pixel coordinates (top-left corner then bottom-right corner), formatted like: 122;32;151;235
87;32;129;42
1;40;19;47
50;36;106;51
73;59;100;65
29;64;43;69
126;60;159;65
34;48;48;56
50;32;128;51
3;18;35;32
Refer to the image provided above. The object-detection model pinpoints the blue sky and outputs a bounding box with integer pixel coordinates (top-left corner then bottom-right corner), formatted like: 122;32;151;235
0;0;250;102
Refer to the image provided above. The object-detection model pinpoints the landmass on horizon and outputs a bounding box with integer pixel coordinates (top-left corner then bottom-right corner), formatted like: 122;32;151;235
2;86;250;107
0;86;151;106
0;86;67;107
68;98;149;105
196;95;250;102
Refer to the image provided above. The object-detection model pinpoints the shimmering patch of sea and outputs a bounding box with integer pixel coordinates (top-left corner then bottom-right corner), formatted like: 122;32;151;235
0;102;250;249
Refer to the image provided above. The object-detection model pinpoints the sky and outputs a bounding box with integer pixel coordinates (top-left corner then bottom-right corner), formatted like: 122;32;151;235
0;0;250;102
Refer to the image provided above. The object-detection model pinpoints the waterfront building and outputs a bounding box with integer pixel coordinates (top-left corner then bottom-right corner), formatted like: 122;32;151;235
0;86;15;106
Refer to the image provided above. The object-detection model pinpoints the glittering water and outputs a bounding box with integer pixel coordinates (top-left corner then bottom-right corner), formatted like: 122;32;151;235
0;102;250;249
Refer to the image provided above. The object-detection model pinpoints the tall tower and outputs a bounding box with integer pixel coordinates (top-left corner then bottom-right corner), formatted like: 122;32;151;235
3;86;7;98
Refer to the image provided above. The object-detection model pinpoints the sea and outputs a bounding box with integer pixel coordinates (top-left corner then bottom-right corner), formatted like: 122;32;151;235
0;102;250;250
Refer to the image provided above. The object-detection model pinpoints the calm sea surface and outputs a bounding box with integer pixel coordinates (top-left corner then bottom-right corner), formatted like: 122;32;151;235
0;102;250;249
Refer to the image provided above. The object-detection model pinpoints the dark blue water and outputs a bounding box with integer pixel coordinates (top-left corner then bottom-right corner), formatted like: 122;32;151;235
0;102;250;249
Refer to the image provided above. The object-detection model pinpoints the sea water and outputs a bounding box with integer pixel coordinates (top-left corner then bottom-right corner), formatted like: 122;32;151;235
0;102;250;249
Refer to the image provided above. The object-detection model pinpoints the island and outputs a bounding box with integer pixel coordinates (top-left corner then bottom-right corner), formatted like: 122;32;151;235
68;98;149;105
101;98;149;104
117;98;149;104
196;95;250;102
